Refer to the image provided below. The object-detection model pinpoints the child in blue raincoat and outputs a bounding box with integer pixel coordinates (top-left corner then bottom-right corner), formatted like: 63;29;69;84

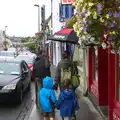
39;77;57;120
56;80;79;120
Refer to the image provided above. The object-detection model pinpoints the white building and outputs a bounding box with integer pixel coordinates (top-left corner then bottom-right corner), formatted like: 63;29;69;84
51;0;62;66
0;30;5;50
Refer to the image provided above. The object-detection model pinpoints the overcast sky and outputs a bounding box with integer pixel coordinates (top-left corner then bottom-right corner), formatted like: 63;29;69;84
0;0;51;37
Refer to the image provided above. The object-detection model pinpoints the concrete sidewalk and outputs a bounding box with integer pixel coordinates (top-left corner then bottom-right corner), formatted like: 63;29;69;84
27;65;104;120
28;96;103;120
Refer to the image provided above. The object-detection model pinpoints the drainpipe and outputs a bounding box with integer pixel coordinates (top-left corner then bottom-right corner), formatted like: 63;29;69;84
83;47;87;95
51;0;53;35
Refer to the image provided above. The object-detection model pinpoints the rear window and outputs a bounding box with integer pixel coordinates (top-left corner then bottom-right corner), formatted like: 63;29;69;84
0;62;20;75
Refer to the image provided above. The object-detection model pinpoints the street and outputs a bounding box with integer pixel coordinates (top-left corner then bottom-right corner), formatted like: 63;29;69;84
0;82;35;120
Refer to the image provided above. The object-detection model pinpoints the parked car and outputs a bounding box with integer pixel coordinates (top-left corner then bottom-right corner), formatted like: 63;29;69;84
19;51;36;59
0;51;16;59
0;59;31;103
15;55;35;80
8;47;16;52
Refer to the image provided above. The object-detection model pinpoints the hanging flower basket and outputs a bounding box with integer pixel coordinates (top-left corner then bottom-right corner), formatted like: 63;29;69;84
73;0;120;50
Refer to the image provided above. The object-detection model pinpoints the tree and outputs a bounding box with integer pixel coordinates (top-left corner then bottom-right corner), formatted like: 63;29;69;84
35;31;44;40
24;43;36;51
66;15;77;28
21;37;31;43
3;40;9;51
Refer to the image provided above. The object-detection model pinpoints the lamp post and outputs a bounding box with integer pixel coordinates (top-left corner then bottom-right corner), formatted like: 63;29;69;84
4;26;8;51
34;4;40;32
5;26;7;41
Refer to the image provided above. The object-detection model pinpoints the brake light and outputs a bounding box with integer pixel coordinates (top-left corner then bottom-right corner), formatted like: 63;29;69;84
28;64;33;71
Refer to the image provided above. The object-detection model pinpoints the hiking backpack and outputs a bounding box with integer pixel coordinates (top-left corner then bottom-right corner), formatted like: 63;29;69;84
60;66;72;87
60;62;80;89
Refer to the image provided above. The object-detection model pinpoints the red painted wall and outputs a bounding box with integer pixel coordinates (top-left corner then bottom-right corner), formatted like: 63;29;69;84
98;48;108;105
88;48;109;106
88;48;93;91
108;53;115;120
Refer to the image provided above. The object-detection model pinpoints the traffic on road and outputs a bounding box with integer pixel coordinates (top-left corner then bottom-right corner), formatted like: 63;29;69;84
0;47;36;120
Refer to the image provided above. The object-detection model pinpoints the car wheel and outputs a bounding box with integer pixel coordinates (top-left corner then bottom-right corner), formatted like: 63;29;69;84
17;88;23;104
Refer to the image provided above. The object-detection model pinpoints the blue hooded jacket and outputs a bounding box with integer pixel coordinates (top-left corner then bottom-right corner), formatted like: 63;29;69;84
39;77;57;112
56;89;79;117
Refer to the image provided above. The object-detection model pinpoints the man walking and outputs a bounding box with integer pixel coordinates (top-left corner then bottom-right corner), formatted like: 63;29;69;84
33;49;51;110
54;50;72;91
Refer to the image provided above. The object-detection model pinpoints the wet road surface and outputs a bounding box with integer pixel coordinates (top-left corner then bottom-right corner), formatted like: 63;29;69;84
0;82;35;120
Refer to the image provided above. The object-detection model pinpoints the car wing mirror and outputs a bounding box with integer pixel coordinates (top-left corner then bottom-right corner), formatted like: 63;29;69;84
23;70;28;75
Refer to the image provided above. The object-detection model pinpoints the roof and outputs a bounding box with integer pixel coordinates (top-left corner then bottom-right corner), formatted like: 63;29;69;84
49;28;79;44
56;28;73;34
0;58;24;63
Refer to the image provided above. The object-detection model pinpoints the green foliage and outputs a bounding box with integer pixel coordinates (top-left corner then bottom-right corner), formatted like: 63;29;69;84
35;31;44;40
25;43;36;51
67;15;77;28
3;40;9;46
73;0;120;49
22;37;31;43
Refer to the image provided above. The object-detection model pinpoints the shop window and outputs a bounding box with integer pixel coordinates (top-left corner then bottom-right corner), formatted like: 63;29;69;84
92;48;98;81
59;3;74;22
116;54;120;101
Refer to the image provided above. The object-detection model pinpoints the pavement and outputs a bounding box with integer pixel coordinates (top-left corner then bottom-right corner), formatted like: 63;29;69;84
27;65;104;120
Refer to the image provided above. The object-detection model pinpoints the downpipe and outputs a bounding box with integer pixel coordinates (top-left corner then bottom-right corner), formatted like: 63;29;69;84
83;47;88;96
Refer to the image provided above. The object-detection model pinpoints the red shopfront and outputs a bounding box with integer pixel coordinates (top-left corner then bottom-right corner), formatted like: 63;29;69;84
88;47;109;117
88;47;120;120
108;52;120;120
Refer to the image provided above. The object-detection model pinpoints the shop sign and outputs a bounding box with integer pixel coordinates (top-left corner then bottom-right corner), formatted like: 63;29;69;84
113;112;120;120
61;0;76;4
54;35;65;39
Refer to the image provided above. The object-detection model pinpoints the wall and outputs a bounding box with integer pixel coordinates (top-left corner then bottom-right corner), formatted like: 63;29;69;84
0;31;5;51
52;0;62;66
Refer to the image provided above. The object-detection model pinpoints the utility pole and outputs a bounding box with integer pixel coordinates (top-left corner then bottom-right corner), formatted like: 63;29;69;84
34;4;40;52
34;4;40;32
4;26;7;51
51;0;53;35
41;5;45;48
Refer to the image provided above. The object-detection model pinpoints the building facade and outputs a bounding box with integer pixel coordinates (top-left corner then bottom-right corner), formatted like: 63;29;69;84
51;0;62;66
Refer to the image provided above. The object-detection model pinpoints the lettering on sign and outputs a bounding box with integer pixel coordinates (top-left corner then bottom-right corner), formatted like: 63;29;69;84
61;0;76;4
54;35;65;39
113;112;120;120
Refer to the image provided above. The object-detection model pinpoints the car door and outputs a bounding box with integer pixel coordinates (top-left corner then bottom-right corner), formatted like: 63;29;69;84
23;61;31;84
21;62;29;91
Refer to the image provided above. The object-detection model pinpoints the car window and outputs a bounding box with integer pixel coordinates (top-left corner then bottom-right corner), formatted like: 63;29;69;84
21;63;27;72
0;52;14;57
17;56;34;64
21;61;29;72
24;62;29;69
0;62;20;75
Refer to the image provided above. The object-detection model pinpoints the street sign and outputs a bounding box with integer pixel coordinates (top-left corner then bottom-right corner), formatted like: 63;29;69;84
61;0;76;4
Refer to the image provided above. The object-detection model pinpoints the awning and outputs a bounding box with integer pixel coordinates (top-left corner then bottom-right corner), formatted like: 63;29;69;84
49;28;79;44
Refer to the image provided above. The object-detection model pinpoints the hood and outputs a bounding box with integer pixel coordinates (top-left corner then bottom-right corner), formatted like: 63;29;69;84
43;77;54;89
0;74;20;86
63;89;74;98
